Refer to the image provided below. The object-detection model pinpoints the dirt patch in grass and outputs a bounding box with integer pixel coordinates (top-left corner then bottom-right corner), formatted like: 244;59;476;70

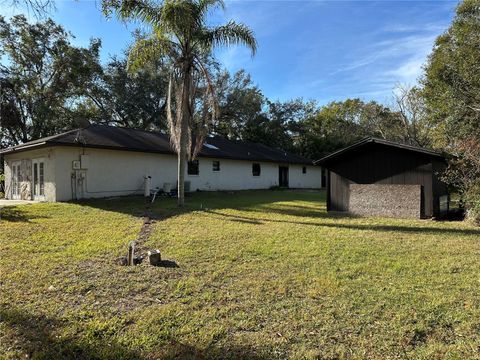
116;200;160;265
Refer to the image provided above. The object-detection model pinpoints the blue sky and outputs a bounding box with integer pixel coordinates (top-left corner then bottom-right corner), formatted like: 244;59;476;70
3;0;458;105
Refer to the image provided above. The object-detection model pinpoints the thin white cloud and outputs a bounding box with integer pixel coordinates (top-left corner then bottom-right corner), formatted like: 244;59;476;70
382;22;448;34
370;33;438;84
214;1;321;72
385;57;426;83
334;32;437;74
222;0;320;37
312;26;443;103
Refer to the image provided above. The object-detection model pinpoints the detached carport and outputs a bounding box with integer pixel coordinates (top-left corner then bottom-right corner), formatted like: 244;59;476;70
315;138;449;219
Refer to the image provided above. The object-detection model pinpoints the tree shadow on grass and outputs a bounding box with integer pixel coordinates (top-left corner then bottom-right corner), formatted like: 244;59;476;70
204;210;480;237
76;190;328;223
239;205;354;220
0;206;49;223
0;307;273;360
229;218;264;225
73;191;478;238
0;307;143;360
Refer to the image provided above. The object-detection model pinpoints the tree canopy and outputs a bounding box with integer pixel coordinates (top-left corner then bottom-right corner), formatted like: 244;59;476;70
422;0;480;222
81;54;169;131
0;15;102;145
422;0;480;146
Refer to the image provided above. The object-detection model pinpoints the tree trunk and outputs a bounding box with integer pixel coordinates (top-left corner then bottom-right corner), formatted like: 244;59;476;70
177;63;192;207
177;134;187;206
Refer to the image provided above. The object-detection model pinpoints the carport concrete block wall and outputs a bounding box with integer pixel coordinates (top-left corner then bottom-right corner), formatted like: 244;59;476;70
348;184;422;218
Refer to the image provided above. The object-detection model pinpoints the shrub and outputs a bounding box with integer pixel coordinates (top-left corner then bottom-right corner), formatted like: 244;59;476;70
442;138;480;225
466;181;480;225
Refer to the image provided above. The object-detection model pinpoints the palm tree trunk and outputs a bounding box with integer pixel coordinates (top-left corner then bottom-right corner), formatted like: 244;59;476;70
177;63;192;207
177;137;186;206
177;110;189;206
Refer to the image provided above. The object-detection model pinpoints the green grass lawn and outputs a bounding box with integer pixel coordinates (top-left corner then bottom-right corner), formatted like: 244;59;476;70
1;190;479;359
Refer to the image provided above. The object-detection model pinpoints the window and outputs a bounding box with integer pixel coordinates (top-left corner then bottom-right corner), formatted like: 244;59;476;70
32;159;45;199
252;163;261;176
11;162;21;198
212;160;220;172
39;162;45;195
302;166;307;174
187;160;199;175
33;163;38;195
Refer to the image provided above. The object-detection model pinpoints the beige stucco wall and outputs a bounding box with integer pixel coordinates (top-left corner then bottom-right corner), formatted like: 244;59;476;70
4;146;323;202
54;146;179;201
3;147;56;202
289;164;323;189
187;157;322;191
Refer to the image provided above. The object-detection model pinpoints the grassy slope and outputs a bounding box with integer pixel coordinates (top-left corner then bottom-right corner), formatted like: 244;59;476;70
0;191;479;359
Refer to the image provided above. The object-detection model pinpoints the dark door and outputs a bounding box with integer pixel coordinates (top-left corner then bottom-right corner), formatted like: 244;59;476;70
279;166;289;187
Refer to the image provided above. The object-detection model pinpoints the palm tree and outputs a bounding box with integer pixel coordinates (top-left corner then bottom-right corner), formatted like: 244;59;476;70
105;0;257;206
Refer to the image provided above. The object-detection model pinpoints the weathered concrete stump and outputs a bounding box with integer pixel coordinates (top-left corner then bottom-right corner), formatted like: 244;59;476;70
148;249;161;266
127;241;136;266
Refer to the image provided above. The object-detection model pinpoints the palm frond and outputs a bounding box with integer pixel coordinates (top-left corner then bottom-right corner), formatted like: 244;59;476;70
196;0;225;22
203;20;257;55
160;0;197;41
106;0;161;25
127;35;175;72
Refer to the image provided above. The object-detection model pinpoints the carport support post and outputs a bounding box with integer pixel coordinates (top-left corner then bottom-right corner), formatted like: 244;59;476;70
127;241;135;266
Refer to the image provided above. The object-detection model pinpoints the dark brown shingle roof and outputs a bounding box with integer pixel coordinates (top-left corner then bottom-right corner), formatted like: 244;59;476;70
315;137;445;166
1;124;313;165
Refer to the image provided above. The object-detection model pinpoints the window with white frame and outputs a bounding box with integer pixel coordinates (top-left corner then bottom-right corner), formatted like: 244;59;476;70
252;163;261;176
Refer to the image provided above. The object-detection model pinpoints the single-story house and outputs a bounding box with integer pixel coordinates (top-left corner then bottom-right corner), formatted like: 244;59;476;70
315;137;448;219
1;124;323;202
